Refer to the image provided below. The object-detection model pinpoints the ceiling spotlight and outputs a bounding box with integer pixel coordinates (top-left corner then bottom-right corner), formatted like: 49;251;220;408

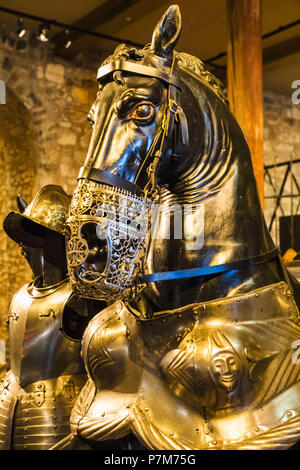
16;17;26;38
38;23;50;42
64;29;72;49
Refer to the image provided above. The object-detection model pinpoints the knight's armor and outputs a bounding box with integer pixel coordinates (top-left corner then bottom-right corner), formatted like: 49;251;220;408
0;185;98;450
0;279;87;450
69;282;300;450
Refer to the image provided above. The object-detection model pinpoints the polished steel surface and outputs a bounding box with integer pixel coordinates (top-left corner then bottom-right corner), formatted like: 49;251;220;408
59;5;300;450
66;180;149;301
69;282;300;450
3;5;299;451
23;184;70;233
0;371;19;450
3;184;71;248
12;374;86;450
1;185;92;450
3;279;89;449
8;279;85;386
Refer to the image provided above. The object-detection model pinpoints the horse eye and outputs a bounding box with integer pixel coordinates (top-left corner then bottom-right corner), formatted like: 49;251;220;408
127;101;155;121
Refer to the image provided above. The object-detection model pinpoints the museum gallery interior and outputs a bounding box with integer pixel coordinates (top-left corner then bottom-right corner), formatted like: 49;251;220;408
0;0;300;452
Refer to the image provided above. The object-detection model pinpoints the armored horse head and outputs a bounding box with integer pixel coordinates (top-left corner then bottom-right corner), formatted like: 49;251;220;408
60;5;300;452
66;4;298;315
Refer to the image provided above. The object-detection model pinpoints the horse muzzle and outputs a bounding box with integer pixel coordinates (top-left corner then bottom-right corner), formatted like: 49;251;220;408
65;178;150;301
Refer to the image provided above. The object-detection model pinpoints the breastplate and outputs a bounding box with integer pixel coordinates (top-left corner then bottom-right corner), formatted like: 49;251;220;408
9;279;86;385
71;281;300;450
2;279;88;450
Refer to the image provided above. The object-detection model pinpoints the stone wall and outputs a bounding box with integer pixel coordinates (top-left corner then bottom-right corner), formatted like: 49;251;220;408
0;24;102;351
0;27;100;195
263;90;300;246
0;87;37;347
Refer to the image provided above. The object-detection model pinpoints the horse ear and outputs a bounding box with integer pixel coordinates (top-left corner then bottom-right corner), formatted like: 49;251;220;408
151;5;181;60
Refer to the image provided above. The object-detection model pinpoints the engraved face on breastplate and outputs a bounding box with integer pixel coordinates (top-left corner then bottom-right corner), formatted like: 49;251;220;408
160;326;250;412
210;350;242;392
76;283;300;450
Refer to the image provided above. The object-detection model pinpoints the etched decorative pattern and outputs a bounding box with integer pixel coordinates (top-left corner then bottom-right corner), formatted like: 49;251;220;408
66;179;150;301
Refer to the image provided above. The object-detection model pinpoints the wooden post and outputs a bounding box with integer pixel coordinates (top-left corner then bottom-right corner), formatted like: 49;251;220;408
227;0;264;205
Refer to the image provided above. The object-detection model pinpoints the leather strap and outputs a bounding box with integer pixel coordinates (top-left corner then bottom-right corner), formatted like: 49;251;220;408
138;247;280;283
97;60;182;90
78;167;142;196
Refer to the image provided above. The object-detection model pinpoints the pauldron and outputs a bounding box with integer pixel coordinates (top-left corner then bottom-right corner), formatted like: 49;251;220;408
70;281;300;450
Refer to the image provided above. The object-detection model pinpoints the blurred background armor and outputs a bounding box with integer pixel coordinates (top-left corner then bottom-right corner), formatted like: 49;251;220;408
0;186;103;449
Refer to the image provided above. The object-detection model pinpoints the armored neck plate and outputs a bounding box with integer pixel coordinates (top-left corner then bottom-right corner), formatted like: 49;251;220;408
27;276;69;299
72;281;300;450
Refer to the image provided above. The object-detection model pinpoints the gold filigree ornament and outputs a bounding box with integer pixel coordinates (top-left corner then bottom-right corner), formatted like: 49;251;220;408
66;179;150;301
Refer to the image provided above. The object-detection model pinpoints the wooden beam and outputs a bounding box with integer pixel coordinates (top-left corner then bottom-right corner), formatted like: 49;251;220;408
53;0;171;55
226;0;264;205
206;32;300;79
54;0;139;53
263;34;300;65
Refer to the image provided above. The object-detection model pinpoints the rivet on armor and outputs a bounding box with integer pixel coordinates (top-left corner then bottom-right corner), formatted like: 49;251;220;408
255;426;260;432
169;431;174;436
286;410;293;417
101;412;105;417
145;407;149;412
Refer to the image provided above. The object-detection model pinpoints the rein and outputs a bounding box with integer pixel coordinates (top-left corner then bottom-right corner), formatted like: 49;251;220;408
137;247;280;283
